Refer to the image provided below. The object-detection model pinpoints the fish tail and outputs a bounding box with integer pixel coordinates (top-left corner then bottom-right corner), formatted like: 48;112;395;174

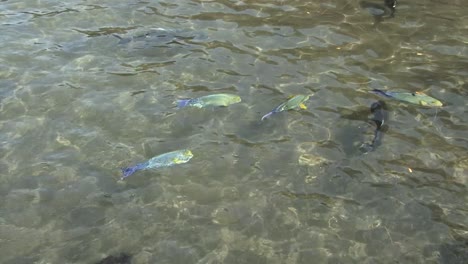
261;111;274;121
121;166;138;179
370;89;392;98
176;99;191;108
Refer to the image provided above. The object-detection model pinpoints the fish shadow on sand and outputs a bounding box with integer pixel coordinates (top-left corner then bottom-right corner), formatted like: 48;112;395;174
337;100;389;155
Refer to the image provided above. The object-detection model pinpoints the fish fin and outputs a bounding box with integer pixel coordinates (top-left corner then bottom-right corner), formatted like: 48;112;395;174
420;100;428;106
112;34;132;45
299;103;307;110
112;34;123;40
261;111;274;121
176;99;191;108
370;89;392;98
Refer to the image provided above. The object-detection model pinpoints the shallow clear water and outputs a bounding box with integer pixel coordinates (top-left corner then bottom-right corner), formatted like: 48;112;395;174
1;0;467;263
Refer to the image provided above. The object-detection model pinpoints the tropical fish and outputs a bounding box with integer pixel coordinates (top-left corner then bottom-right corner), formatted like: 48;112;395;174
359;101;388;153
177;93;241;108
261;94;310;121
121;149;193;179
370;89;443;107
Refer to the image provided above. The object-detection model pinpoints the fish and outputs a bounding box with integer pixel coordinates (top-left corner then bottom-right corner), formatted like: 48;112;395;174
96;253;132;264
360;0;397;23
121;149;193;179
261;94;310;121
113;28;208;47
113;28;183;46
359;101;388;153
370;89;443;107
370;100;387;129
176;93;241;108
385;0;397;9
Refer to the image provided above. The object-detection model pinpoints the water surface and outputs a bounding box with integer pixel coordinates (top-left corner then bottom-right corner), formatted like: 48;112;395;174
1;0;467;263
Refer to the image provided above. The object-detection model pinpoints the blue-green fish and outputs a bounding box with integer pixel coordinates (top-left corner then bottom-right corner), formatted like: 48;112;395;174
370;89;443;107
121;149;193;179
177;93;241;108
261;94;310;121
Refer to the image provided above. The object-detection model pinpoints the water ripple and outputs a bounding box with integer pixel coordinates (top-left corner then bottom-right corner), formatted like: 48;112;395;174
0;0;467;263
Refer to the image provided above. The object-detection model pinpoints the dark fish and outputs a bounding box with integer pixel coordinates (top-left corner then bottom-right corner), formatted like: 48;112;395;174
113;28;207;47
385;0;397;8
113;28;180;45
130;90;146;96
360;0;397;23
359;101;388;153
370;100;387;129
95;253;132;264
